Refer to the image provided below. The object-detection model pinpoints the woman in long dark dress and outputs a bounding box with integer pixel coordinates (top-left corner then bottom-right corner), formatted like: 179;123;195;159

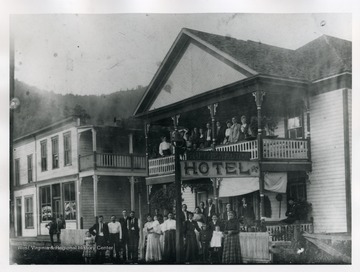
163;212;176;262
184;212;201;263
222;210;242;263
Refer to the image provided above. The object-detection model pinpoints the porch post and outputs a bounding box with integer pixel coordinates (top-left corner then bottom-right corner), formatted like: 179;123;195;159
303;95;312;161
93;175;99;216
207;103;218;148
144;122;150;176
147;185;151;214
77;177;82;229
253;90;266;219
92;128;97;169
129;176;136;211
172;114;184;263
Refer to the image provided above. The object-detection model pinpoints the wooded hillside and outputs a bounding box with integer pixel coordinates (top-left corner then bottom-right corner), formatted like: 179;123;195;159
12;80;146;138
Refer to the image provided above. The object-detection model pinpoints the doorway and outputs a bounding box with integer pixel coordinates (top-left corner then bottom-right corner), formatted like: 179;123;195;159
16;197;22;237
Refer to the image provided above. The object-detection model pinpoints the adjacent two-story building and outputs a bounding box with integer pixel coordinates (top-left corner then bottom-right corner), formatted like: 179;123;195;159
12;117;147;237
133;28;351;235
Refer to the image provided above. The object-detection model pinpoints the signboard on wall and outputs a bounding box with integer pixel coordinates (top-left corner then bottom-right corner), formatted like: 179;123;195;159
180;160;259;178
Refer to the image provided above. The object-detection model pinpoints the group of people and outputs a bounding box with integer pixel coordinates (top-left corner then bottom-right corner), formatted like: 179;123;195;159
83;210;140;264
141;199;245;264
158;115;256;157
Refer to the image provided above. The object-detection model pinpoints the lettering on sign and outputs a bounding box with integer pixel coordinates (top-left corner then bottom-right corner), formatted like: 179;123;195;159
180;161;259;178
186;151;251;161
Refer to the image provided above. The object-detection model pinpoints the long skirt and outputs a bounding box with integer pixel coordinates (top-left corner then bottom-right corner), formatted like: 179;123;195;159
159;234;165;255
185;232;199;262
145;233;162;262
222;234;242;264
163;230;176;262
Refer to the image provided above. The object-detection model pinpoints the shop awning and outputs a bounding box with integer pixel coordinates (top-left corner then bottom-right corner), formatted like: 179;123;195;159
219;172;287;197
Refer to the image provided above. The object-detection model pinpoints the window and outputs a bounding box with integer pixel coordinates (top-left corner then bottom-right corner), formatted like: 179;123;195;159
40;186;52;221
287;104;303;139
15;159;20;186
25;197;34;228
63;182;76;220
40;140;47;171
27;155;33;183
51;136;59;169
63;132;72;166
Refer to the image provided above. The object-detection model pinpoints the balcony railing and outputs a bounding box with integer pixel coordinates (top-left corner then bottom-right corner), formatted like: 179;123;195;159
79;152;147;171
266;222;313;241
263;138;308;160
148;138;310;176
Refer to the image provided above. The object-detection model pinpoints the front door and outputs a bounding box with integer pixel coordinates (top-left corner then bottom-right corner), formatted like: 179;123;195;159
16;198;22;237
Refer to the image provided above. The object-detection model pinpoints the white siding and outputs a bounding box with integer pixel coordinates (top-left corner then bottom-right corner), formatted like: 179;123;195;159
150;41;247;110
182;187;196;212
14;187;37;237
13;140;36;186
36;126;79;181
308;89;347;233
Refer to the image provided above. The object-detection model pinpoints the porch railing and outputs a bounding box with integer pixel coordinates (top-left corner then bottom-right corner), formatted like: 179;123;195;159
79;153;147;171
148;138;310;176
148;155;175;176
263;139;308;160
266;223;313;241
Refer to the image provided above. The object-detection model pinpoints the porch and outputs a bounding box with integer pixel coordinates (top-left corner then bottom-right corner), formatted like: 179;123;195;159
149;138;310;176
79;152;147;172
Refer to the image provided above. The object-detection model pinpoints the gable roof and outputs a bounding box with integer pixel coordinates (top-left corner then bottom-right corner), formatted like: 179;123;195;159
134;28;351;116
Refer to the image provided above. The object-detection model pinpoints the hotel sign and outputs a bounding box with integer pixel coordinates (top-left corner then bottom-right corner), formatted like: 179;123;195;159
181;151;259;178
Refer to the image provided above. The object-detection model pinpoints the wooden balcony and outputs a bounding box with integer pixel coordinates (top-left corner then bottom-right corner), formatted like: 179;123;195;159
79;152;147;172
148;138;310;176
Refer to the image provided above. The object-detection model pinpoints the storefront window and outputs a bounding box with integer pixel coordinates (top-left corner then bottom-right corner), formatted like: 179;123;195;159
40;186;52;221
63;182;76;220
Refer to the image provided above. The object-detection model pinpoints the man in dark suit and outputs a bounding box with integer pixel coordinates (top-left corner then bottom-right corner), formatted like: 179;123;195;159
127;211;140;262
89;215;109;263
179;204;191;222
199;201;206;214
204;198;216;221
119;209;129;262
208;214;223;231
215;121;225;145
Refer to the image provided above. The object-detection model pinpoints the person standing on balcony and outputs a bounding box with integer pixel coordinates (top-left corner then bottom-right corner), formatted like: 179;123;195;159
230;117;241;143
223;120;232;144
198;128;206;149
239;115;250;140
190;127;199;148
159;136;171;157
205;122;212;147
215;121;225;145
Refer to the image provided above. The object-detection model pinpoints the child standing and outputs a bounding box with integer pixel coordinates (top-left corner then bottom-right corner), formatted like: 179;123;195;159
83;231;96;264
199;224;212;263
210;225;224;263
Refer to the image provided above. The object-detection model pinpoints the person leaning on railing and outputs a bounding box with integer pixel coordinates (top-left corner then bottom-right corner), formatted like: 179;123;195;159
159;136;172;157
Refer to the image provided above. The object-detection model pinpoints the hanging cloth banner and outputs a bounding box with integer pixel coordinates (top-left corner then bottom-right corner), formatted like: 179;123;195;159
218;172;287;197
264;172;288;193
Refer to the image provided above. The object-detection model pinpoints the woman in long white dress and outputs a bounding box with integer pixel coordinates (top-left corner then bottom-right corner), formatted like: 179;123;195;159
145;215;162;262
193;207;206;249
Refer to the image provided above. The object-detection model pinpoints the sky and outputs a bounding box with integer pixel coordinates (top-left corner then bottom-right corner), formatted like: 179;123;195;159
12;13;352;95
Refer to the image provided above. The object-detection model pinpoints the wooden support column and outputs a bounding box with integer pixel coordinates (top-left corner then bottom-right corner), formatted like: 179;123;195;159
129;176;136;211
77;178;82;229
253;89;266;219
207;103;218;149
92;128;97;169
303;95;312;161
144;122;150;176
207;103;219;214
93;175;99;216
